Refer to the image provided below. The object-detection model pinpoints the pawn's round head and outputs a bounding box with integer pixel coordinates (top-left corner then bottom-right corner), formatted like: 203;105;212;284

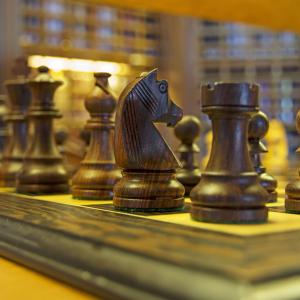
174;115;201;144
248;111;269;139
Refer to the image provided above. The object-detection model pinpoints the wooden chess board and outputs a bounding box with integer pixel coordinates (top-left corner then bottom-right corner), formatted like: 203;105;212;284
0;176;300;300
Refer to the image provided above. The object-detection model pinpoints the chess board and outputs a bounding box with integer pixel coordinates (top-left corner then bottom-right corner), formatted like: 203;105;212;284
0;176;300;300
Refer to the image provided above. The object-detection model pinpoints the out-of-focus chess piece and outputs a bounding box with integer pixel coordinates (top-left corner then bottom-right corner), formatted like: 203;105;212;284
285;111;300;212
1;78;31;186
191;83;268;224
71;72;121;199
113;69;185;211
0;95;9;159
248;111;277;203
17;66;69;194
263;119;288;173
174;115;201;196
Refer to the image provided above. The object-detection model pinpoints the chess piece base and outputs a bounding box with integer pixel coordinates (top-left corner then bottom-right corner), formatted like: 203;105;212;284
177;169;201;197
191;205;268;224
17;183;69;195
285;181;300;213
72;188;113;200
113;170;185;211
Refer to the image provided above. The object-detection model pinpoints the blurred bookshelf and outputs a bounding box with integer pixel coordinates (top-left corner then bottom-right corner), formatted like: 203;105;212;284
19;0;160;133
198;20;300;152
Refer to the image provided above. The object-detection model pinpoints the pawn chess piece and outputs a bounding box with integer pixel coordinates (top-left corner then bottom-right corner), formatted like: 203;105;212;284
16;66;69;194
190;83;269;223
72;72;121;199
113;69;185;211
248;111;277;203
174;115;201;196
1;79;30;186
285;111;300;212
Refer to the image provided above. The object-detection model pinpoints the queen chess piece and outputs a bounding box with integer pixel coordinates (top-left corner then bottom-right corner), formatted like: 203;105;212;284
16;66;69;194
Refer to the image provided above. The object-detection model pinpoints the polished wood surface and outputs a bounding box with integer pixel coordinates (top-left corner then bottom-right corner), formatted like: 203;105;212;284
71;72;121;199
113;69;185;210
16;66;69;194
191;83;269;223
174;115;201;196
248;111;278;203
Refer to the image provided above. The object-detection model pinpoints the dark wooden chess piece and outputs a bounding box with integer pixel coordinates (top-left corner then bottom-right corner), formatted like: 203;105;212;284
190;83;269;223
174;115;201;196
16;66;69;194
1;79;30;186
248;111;277;203
113;69;185;211
285;111;300;212
0;95;9;158
72;72;121;199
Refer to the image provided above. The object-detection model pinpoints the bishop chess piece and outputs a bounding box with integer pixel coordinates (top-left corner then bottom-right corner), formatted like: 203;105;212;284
1;78;30;186
72;72;121;199
190;83;269;223
113;69;185;211
248;111;277;203
16;66;69;194
285;111;300;212
174;115;201;196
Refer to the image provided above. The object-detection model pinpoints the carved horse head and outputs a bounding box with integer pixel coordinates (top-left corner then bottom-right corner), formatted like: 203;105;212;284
114;69;183;170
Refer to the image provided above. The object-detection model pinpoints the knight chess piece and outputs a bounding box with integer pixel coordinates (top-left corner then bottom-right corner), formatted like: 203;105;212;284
1;78;30;186
174;115;201;196
16;66;69;194
71;72;121;199
248;111;277;203
113;69;185;211
190;83;269;223
285;111;300;212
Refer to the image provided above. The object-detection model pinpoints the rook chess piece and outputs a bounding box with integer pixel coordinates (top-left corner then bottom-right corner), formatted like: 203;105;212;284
113;69;185;211
16;66;69;194
71;72;121;199
1;79;30;186
174;115;201;196
248;111;277;202
190;83;269;223
285;111;300;212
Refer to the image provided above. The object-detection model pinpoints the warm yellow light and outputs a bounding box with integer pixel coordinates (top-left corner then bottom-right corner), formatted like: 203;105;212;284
28;55;131;75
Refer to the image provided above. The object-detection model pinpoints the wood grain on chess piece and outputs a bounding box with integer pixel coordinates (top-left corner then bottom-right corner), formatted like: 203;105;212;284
16;66;69;194
71;72;121;199
174;115;201;196
0;79;30;186
190;83;269;223
248;111;277;202
113;69;185;211
285;111;300;212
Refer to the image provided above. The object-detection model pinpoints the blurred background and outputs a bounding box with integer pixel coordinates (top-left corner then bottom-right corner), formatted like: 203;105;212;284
1;0;299;165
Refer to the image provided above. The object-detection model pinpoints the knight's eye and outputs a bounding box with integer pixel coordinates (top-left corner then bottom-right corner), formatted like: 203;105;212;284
159;81;168;93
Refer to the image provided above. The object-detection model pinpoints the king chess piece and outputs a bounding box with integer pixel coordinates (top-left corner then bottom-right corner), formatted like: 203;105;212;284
113;69;185;211
71;72;121;199
1;78;30;186
174;115;201;196
190;83;269;223
16;66;69;194
248;111;277;203
285;111;300;212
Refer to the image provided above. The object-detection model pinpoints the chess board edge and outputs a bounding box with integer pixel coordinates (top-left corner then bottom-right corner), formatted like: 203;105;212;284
1;192;300;299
